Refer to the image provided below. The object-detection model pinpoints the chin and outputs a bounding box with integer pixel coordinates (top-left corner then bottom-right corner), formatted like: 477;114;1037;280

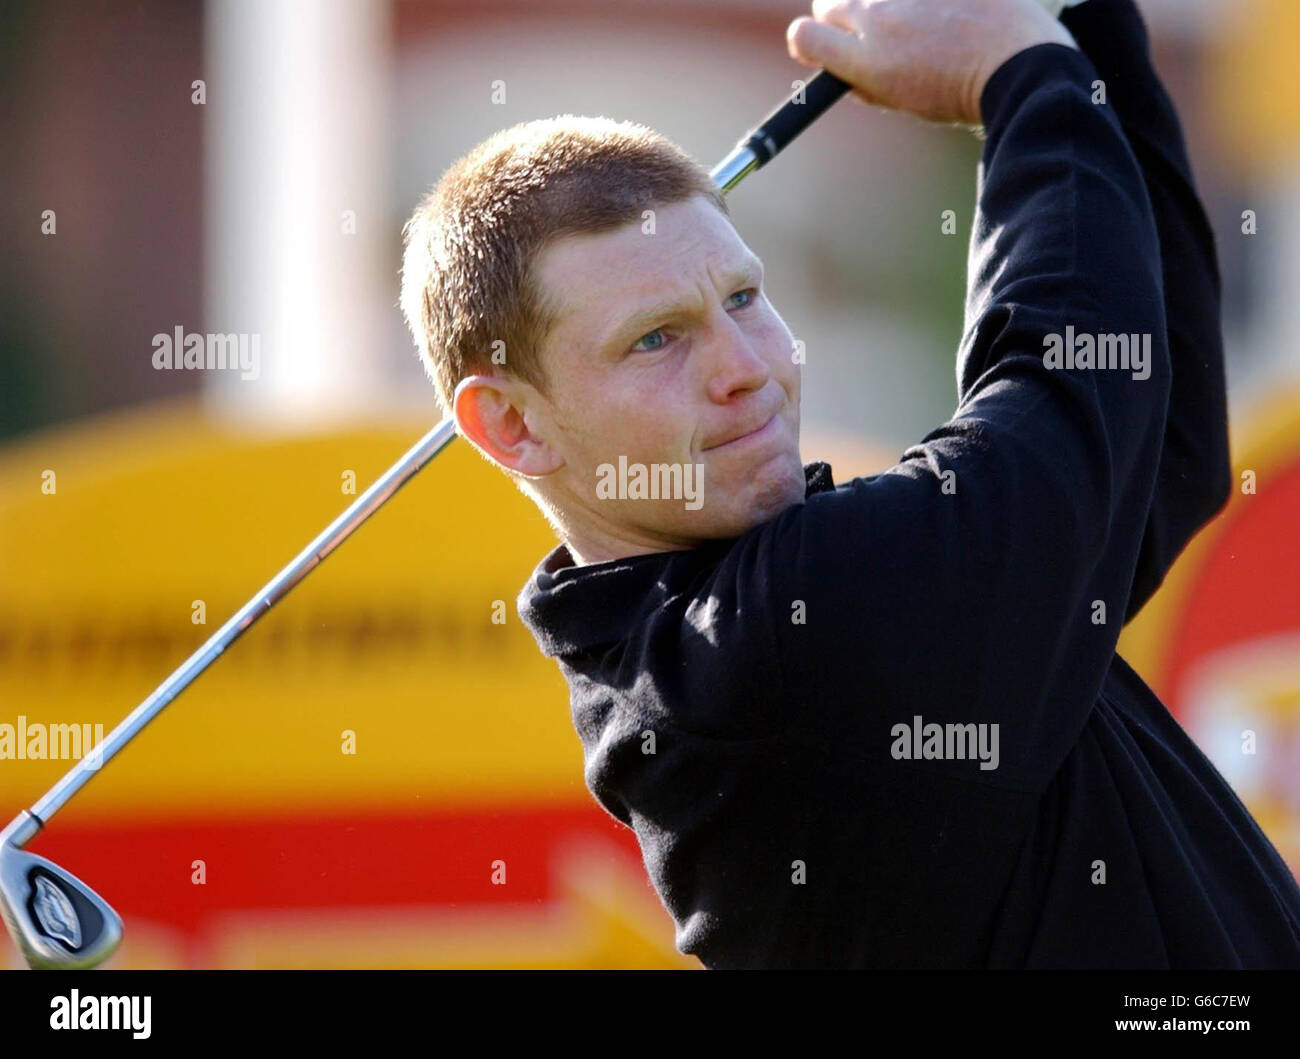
718;459;808;535
750;477;806;524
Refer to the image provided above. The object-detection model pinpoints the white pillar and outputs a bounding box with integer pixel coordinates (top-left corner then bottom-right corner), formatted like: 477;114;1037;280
204;0;392;429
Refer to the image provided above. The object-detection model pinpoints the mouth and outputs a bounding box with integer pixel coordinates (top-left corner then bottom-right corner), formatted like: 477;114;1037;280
704;412;779;452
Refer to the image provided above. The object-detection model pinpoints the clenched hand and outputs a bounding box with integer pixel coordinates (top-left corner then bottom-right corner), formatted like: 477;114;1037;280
787;0;1078;127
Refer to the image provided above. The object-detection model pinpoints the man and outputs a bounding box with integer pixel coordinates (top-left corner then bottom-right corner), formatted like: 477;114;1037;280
400;0;1300;967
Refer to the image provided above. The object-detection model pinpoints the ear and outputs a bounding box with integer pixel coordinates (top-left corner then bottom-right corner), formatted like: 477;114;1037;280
452;375;565;478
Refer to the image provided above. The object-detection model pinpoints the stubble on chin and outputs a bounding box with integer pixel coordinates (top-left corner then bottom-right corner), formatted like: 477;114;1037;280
762;457;807;513
718;456;806;536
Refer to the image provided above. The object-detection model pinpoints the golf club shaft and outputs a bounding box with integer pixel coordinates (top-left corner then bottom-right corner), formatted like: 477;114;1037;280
710;69;849;191
4;420;457;848
3;69;848;852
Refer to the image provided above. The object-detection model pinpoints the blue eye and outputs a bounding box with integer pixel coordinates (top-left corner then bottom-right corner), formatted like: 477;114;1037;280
630;329;667;353
628;289;758;354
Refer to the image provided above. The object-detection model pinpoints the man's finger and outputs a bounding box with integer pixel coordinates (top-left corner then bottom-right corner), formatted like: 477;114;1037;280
786;17;873;97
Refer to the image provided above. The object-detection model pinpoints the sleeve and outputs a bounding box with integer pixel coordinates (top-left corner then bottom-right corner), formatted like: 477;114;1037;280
751;43;1173;792
1060;0;1232;622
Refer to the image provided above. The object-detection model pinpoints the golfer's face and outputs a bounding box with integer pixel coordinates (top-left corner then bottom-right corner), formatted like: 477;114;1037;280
533;193;806;545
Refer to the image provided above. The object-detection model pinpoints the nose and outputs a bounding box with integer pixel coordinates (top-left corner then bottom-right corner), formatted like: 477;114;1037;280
703;312;771;404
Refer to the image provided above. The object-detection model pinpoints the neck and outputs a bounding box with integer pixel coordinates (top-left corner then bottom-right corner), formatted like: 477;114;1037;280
563;526;690;567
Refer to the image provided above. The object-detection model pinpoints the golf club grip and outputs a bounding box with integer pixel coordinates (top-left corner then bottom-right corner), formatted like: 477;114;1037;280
741;69;850;167
730;0;1072;174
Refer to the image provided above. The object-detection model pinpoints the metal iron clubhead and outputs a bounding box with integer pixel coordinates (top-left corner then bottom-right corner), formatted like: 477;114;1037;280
0;843;122;969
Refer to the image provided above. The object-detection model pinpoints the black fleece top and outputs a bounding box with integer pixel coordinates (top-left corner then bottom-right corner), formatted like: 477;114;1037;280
517;1;1300;968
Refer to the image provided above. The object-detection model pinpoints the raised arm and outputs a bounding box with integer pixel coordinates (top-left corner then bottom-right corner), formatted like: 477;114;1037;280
1059;0;1232;622
757;40;1173;789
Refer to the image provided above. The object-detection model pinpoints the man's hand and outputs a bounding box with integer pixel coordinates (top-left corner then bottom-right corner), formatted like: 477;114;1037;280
787;0;1078;126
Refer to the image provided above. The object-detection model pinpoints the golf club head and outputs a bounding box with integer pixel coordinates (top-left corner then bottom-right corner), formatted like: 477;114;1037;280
0;843;122;969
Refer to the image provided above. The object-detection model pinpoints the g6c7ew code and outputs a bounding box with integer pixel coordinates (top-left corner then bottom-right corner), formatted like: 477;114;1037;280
1123;995;1251;1009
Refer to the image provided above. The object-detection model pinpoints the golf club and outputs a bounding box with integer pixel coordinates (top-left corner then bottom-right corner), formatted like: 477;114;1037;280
0;67;849;972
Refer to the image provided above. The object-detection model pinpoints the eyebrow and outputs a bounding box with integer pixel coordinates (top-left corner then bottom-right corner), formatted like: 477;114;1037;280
596;256;765;352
